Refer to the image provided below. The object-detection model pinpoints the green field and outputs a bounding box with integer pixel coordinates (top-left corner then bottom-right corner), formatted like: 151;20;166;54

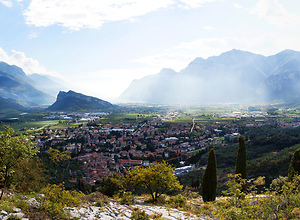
99;113;154;124
2;120;86;133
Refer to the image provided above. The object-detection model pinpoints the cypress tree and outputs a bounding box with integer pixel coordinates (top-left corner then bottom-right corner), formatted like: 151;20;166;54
235;136;247;179
288;148;300;181
201;148;217;202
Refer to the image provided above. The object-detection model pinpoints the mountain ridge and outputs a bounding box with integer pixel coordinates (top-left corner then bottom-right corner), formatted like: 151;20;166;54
119;49;300;103
0;62;55;106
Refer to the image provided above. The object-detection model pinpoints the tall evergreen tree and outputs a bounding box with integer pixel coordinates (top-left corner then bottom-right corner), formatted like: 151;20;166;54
235;136;247;179
201;148;217;202
288;148;300;181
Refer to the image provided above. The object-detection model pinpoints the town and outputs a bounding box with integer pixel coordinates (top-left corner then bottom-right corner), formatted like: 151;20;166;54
29;108;300;187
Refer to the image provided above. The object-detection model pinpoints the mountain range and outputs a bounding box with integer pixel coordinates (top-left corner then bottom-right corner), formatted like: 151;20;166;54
0;61;56;106
119;49;300;104
0;62;114;112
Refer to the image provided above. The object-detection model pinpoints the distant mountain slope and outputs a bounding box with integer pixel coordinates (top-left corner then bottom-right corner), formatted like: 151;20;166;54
0;97;25;113
48;90;115;111
119;49;300;103
28;74;69;97
0;62;55;106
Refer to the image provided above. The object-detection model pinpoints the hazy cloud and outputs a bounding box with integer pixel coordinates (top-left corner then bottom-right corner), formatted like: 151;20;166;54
174;34;294;58
178;0;215;9
23;0;216;30
70;68;156;101
203;25;214;30
28;32;38;39
134;53;195;71
250;0;300;28
0;0;12;7
0;47;58;76
233;3;243;9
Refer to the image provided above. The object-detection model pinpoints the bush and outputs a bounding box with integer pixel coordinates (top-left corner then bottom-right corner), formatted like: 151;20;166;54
130;208;150;220
83;191;109;207
167;194;187;208
37;184;83;219
98;172;125;197
270;176;287;194
120;191;135;205
180;187;199;199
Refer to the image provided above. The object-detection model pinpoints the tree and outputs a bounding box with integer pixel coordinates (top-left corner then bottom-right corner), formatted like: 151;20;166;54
0;126;37;199
12;155;47;193
98;172;125;197
201;148;217;202
235;136;247;179
47;148;71;184
125;161;182;202
288;148;300;181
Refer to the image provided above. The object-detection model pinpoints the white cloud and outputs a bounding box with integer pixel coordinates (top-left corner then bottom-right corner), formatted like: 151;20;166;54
203;25;214;30
24;0;174;30
28;32;38;39
0;47;59;77
23;0;216;30
178;0;215;9
250;0;300;28
0;0;12;7
233;3;243;9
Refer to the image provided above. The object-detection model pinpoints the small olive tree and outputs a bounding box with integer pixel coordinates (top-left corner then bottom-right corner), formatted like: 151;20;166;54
125;161;182;202
0;126;37;199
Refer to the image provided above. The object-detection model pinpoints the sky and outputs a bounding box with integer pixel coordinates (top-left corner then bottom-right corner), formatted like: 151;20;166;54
1;0;300;103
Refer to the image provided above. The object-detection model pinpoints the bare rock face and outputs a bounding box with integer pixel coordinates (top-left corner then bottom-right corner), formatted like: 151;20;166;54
48;90;115;111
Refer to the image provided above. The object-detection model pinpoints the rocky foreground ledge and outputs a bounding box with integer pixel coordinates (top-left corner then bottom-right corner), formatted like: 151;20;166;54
68;199;206;219
0;196;209;220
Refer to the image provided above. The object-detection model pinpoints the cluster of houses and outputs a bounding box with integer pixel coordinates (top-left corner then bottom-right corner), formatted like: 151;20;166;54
32;110;300;186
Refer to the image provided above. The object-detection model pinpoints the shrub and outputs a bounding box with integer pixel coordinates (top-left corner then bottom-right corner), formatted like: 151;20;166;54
270;175;287;194
180;187;199;199
120;191;135;205
130;208;150;220
98;172;125;197
38;184;83;219
167;194;187;208
83;191;109;207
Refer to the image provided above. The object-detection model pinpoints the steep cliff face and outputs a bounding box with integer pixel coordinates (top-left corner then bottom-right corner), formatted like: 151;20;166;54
48;90;114;111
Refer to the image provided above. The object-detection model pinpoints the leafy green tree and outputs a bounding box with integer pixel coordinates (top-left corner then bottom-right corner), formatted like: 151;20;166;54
235;136;247;179
98;172;125;197
201;148;217;202
0;126;37;199
12;155;47;192
126;161;182;202
288;148;300;181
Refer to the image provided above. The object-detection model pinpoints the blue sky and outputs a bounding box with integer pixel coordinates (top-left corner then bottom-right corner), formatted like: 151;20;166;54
1;0;300;102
